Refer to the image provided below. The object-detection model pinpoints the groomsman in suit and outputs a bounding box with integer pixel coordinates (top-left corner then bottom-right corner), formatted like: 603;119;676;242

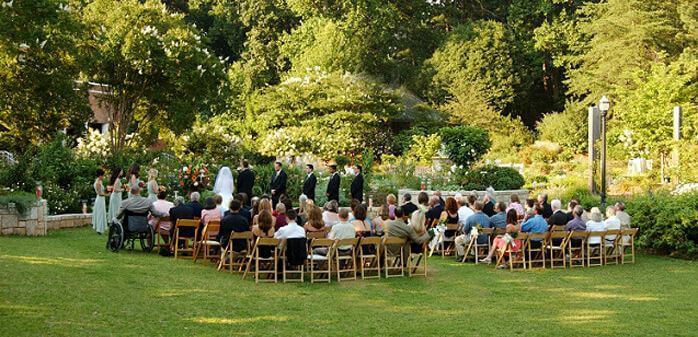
270;161;287;207
326;164;340;202
236;160;255;206
350;164;364;203
302;164;317;202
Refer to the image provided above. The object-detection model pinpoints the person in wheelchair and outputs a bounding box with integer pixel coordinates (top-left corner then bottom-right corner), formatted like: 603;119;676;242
116;183;167;233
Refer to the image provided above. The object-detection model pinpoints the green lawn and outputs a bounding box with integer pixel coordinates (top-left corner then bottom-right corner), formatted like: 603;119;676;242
1;228;696;337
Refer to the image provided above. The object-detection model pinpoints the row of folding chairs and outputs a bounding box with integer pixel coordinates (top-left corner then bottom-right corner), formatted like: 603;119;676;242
483;228;639;270
217;234;428;283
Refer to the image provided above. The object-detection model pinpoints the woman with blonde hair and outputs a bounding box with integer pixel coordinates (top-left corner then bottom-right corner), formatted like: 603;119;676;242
386;194;397;219
372;205;390;234
146;168;159;202
253;198;275;228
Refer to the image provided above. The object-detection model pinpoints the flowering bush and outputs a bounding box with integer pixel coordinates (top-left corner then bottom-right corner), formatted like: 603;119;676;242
76;129;144;163
177;162;211;195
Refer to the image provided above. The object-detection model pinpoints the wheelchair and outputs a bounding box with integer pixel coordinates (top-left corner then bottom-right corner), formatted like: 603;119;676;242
106;211;155;253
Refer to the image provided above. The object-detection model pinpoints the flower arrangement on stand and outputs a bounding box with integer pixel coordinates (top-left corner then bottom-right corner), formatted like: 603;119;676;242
177;162;210;196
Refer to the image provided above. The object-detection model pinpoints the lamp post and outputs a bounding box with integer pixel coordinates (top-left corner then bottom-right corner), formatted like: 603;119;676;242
598;96;610;209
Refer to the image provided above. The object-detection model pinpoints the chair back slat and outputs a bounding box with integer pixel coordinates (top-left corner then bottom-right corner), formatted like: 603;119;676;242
336;238;359;247
231;231;254;240
359;237;381;246
306;231;326;239
176;219;199;228
549;231;570;239
310;238;335;247
551;225;566;232
382;237;406;245
479;228;494;235
256;237;280;246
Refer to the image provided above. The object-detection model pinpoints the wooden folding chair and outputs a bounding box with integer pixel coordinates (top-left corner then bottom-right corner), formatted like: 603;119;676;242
461;235;477;263
548;231;571;269
494;237;525;271
437;224;460;258
382;237;406;278
280;238;307;283
308;238;334;283
173;219;199;259
152;216;171;253
474;228;494;264
550;225;566;232
603;229;622;265
567;231;588;268
408;242;428;277
242;237;280;283
526;232;548;269
193;220;221;265
334;238;359;282
620;228;638;264
586;231;606;267
218;231;253;273
358;237;381;279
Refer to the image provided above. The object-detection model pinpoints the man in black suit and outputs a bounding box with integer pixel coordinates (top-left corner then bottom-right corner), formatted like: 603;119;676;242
169;196;195;238
401;193;418;216
270;161;287;207
549;199;568;228
302;164;317;201
538;193;553;219
326;164;340;202
236;160;255;206
186;191;203;218
228;193;252;224
216;200;250;252
350;164;364;203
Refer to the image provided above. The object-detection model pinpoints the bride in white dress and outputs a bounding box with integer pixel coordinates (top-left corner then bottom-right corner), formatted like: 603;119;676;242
213;166;235;213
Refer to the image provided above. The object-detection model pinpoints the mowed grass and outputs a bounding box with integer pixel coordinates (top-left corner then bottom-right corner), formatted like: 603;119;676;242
1;228;696;337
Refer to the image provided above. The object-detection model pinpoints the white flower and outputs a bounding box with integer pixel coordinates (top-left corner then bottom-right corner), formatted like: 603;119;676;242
18;43;29;52
1;1;13;8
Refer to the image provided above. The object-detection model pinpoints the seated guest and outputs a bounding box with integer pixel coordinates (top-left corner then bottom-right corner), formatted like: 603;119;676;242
253;198;275;228
280;195;294;218
586;207;606;245
425;195;444;228
386;194;398;219
304;206;327;234
250;196;260;218
296;194;308;215
150;189;174;234
489;202;507;229
213;194;225;217
401;193;418;216
252;210;275;258
523;198;536;221
457;195;474;227
348;199;361;220
200;197;222;227
506;194;525;217
482;188;496;217
372;205;390;235
566;200;578;222
565;205;587;232
520;204;548;248
350;204;372;234
538;193;553;219
186;191;203;218
322;200;340;227
604;206;621;242
297;199;315;226
275;209;305;240
230;193;252;223
434;190;445;206
117;184;167;228
169;196;194;238
386;206;434;254
217;200;250;251
439;197;460;237
274;203;288;231
455;201;492;256
571;198;590;222
481;209;522;264
615;202;631;229
549;199;568;228
315;208;355;256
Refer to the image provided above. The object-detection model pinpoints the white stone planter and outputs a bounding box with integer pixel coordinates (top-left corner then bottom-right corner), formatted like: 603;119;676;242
0;200;92;236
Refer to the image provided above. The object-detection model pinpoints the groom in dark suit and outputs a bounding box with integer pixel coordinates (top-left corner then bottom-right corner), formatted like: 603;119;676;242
350;164;364;203
302;164;317;202
326;164;340;202
270;161;287;207
236;160;255;206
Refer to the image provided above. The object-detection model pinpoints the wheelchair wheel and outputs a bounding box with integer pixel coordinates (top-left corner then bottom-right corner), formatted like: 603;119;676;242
106;222;124;252
140;226;155;253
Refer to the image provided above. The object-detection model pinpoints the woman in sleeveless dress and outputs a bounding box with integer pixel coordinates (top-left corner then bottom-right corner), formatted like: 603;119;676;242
92;169;108;234
108;167;124;222
127;164;140;198
147;168;159;202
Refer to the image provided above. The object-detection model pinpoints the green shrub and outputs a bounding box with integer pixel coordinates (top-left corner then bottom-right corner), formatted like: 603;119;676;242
440;125;490;168
536;105;587;155
0;191;36;215
453;165;525;190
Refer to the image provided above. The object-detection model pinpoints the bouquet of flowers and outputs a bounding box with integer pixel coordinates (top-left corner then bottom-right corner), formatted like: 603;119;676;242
177;162;210;194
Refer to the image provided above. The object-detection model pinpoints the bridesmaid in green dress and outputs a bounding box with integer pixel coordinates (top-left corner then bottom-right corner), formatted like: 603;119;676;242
147;168;159;202
108;167;124;222
92;169;108;235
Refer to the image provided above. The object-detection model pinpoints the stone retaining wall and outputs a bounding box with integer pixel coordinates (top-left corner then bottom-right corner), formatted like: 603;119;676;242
0;200;92;236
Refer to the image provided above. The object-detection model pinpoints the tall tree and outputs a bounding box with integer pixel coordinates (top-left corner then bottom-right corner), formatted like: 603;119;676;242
82;0;228;152
0;0;90;151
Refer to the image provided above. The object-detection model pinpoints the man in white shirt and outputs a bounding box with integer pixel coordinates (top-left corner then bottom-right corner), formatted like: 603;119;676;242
274;209;305;239
457;195;474;227
328;208;356;250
